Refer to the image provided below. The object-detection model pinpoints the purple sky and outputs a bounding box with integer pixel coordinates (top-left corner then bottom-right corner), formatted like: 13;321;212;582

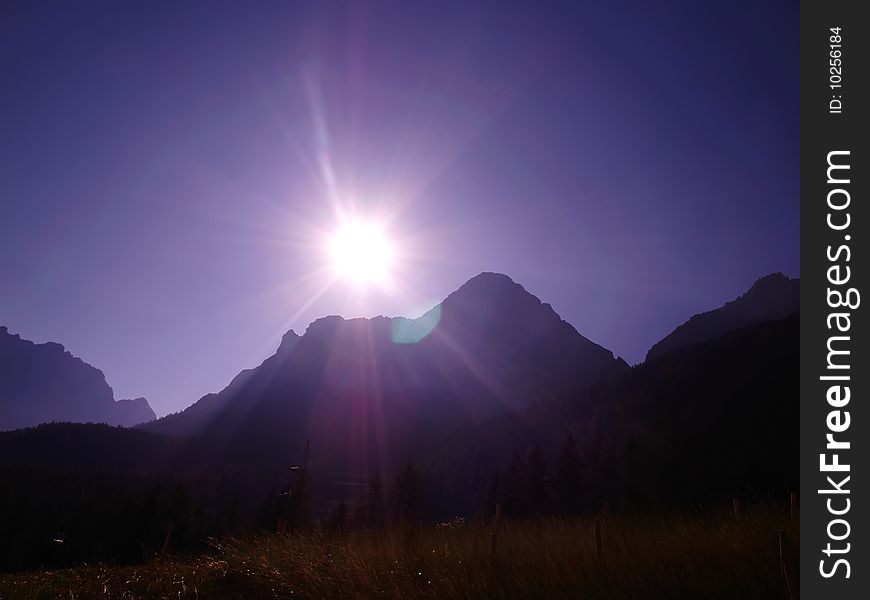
0;1;798;416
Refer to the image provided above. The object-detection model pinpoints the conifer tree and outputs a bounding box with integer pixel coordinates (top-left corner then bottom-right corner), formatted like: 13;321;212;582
394;458;420;523
502;452;530;518
526;445;551;516
555;434;584;515
367;475;386;528
332;498;348;531
476;473;500;522
288;467;312;530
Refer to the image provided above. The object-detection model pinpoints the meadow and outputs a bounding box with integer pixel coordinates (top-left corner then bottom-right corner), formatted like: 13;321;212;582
0;502;798;600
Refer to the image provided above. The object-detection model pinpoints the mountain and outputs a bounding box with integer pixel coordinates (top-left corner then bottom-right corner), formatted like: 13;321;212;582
114;397;158;427
645;272;799;361
0;326;156;431
143;273;628;474
0;304;800;530
140;330;300;437
0;272;799;569
428;313;799;515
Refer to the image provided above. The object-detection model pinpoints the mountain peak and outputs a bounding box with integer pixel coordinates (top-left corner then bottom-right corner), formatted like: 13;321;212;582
744;272;795;297
452;272;523;295
277;329;301;355
306;314;345;331
114;397;157;426
464;271;518;284
750;271;790;286
443;272;543;313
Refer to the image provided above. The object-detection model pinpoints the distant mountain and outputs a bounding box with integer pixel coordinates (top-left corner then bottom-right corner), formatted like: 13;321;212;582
143;273;628;474
645;273;799;361
114;397;158;427
0;326;156;431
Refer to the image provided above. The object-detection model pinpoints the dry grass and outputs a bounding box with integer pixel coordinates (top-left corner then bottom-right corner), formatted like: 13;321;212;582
0;504;798;599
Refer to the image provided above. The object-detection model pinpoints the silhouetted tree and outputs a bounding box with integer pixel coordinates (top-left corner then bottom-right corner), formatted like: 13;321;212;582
623;435;652;505
336;497;348;530
327;498;348;532
554;434;583;515
473;473;500;523
285;441;312;530
367;475;386;528
501;452;529;518
288;468;312;530
352;487;368;527
135;482;162;547
526;446;551;516
256;487;279;531
393;459;420;523
166;482;191;549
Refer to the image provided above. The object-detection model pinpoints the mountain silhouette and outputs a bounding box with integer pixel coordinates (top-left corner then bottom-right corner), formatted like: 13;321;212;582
113;397;158;427
0;326;156;430
645;272;799;361
143;273;628;474
0;272;799;566
427;313;799;515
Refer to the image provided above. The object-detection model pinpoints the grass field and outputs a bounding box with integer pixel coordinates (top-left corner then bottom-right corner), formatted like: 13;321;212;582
0;504;799;599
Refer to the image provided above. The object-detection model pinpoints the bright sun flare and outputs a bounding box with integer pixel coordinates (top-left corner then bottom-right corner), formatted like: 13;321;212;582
329;221;395;285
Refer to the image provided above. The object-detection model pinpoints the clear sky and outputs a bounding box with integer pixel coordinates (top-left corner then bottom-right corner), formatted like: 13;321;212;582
0;1;798;416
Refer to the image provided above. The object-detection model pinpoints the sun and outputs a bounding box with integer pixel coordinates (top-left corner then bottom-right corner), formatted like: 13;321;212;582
328;220;395;285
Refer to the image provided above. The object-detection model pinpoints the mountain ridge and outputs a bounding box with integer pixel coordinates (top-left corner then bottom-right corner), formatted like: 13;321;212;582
141;272;629;477
645;272;799;361
0;326;156;430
